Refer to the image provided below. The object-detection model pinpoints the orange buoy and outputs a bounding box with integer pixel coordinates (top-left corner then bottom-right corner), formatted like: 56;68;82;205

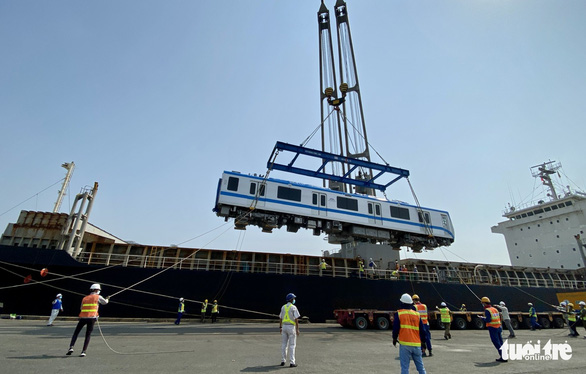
24;274;32;283
40;268;49;277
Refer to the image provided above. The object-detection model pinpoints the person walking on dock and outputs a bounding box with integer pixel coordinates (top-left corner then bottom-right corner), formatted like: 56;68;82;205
528;302;541;330
201;299;208;323
66;283;109;357
211;300;219;323
494;301;515;338
47;293;63;326
436;302;452;339
392;293;426;374
480;297;506;363
279;293;300;368
175;298;185;325
412;295;432;357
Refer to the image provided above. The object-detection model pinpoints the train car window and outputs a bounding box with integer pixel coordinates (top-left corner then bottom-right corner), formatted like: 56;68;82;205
337;196;358;211
390;206;410;220
277;186;302;202
368;203;373;214
375;204;381;216
227;177;239;191
259;184;265;196
249;183;256;195
321;195;326;206
312;193;318;205
418;211;431;224
441;214;449;228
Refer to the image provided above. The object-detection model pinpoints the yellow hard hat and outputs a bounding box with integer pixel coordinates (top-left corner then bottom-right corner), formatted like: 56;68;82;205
568;303;574;308
205;299;208;302
214;300;218;303
412;294;420;300
481;296;490;303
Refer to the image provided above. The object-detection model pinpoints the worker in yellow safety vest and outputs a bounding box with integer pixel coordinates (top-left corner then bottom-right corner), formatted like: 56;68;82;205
436;302;452;340
358;259;365;279
66;283;109;357
567;303;579;337
279;293;300;367
211;300;219;323
175;297;185;325
412;294;432;357
392;293;426;374
201;299;208;323
480;296;506;363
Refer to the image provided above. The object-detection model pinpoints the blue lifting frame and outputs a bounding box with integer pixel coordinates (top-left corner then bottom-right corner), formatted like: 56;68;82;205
267;141;410;192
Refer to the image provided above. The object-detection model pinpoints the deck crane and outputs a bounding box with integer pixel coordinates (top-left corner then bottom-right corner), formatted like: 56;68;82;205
317;0;373;195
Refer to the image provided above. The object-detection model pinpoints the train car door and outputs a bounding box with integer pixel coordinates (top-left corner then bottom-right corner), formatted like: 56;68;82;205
312;192;327;216
249;181;265;208
368;202;382;225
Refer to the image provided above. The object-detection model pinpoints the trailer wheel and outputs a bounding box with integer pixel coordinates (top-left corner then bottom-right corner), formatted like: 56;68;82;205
376;316;390;330
471;317;485;329
553;317;565;328
355;316;368;330
510;318;520;330
453;317;467;330
539;317;551;329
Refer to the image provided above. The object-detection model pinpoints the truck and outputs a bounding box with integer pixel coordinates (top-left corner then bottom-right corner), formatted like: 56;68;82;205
334;308;566;330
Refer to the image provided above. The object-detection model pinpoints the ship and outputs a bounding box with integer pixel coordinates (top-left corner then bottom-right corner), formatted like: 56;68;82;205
1;1;585;325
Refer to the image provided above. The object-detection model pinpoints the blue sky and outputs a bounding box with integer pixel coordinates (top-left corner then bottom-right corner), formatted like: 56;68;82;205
1;1;585;265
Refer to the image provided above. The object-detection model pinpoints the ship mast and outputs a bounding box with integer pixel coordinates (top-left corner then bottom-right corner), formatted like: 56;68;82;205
53;162;75;213
530;161;561;201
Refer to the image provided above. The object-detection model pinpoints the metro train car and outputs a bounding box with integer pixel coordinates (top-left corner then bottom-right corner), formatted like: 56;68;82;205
213;171;455;251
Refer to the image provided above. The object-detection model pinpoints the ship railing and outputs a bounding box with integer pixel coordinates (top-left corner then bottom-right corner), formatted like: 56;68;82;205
78;252;586;289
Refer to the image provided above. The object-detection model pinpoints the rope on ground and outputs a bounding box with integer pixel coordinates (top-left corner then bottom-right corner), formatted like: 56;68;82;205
96;319;195;355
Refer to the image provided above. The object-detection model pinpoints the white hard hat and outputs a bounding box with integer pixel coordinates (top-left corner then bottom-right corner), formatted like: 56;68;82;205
560;301;567;306
90;283;101;291
56;293;62;298
579;301;585;306
528;302;533;306
499;301;505;306
179;297;184;302
440;302;447;307
400;293;413;304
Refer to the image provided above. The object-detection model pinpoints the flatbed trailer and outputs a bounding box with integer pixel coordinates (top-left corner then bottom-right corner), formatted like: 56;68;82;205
334;308;566;330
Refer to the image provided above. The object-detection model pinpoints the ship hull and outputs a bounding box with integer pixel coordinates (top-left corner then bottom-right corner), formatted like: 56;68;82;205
0;245;582;322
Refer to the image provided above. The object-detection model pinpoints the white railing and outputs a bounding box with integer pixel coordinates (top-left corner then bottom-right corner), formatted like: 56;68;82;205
76;252;586;289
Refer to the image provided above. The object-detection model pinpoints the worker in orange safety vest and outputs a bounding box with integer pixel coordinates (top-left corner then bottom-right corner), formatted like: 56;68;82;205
392;293;427;374
66;283;109;357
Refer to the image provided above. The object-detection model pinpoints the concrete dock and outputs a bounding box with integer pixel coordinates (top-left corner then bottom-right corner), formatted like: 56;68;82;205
1;319;584;373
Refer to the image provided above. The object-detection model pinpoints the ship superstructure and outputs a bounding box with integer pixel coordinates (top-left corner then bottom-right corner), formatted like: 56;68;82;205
492;161;586;270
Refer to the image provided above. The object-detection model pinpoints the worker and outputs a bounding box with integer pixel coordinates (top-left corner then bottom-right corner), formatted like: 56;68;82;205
436;302;452;340
554;301;570;335
319;259;326;276
480;296;506;363
412;294;432;357
392;293;426;374
578;301;586;338
279;293;300;368
66;283;109;357
201;299;208;323
358;259;365;279
175;297;185;325
47;293;63;326
493;301;515;338
528;302;541;331
368;258;377;278
211;300;219;323
567;303;579;337
459;304;467;312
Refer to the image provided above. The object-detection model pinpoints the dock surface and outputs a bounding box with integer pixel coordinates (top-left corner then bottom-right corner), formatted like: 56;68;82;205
1;319;584;373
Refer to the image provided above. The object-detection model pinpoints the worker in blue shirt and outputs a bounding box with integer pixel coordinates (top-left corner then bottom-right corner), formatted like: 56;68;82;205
175;298;185;325
47;293;63;326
